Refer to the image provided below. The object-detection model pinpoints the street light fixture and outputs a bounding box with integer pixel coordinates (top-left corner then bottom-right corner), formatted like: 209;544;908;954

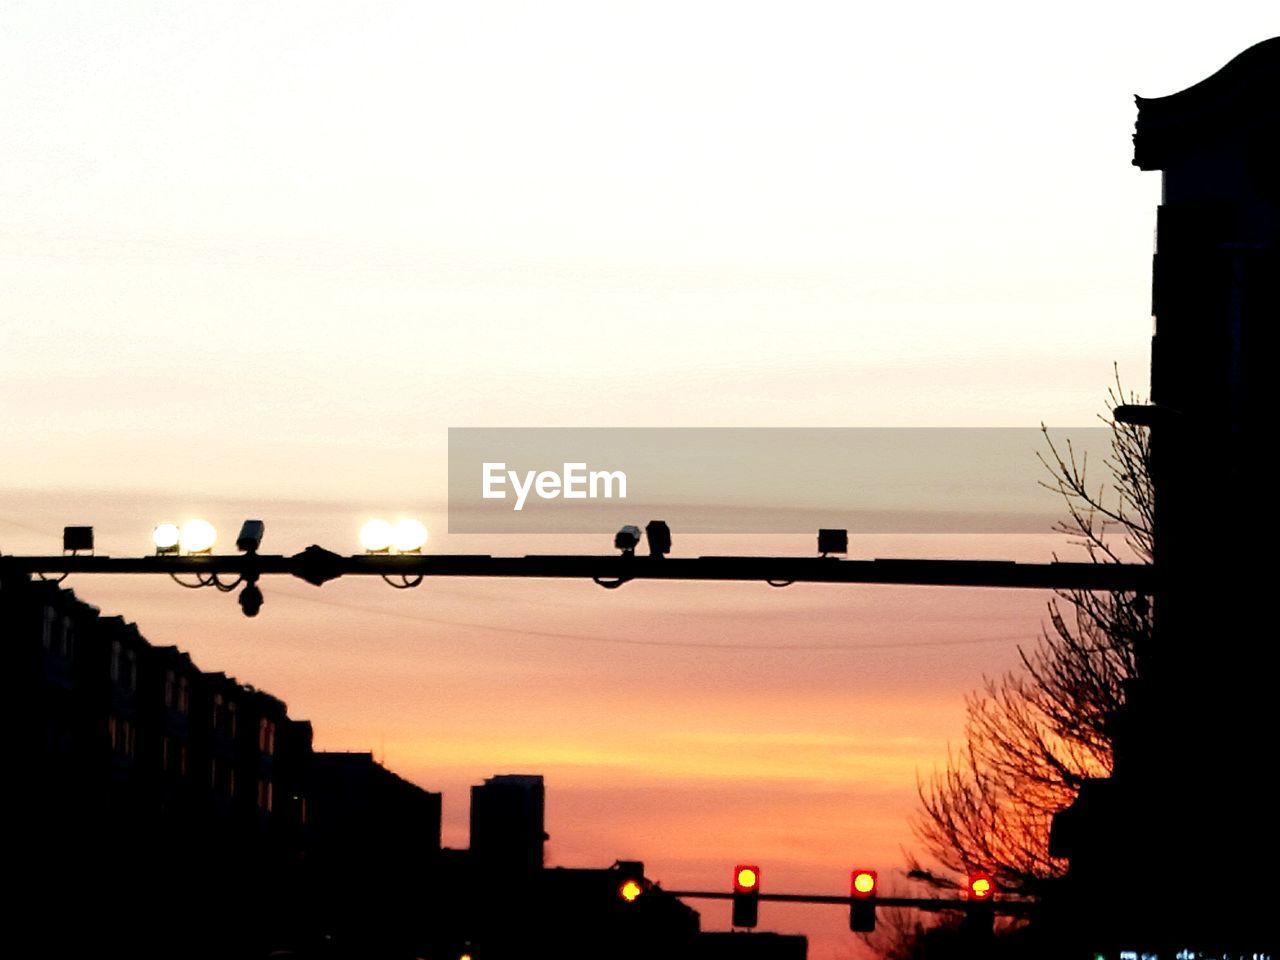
179;519;217;555
361;518;428;555
818;528;848;556
360;519;393;554
153;523;181;555
391;518;428;554
359;517;429;589
62;526;94;554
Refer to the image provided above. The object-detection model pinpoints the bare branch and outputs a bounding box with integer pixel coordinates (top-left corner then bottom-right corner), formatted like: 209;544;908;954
908;375;1152;910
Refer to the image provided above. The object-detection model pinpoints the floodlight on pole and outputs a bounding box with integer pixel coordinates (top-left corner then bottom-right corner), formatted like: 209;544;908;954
153;523;181;555
179;519;217;555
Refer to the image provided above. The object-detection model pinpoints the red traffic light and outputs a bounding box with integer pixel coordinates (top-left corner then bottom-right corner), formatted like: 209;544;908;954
733;865;761;893
967;870;995;901
850;869;878;899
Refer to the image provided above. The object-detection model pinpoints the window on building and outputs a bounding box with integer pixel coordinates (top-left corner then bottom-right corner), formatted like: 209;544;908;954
43;612;74;659
257;718;276;755
257;778;273;813
164;670;176;708
109;642;136;692
225;701;237;738
123;649;136;692
109;716;135;758
177;676;189;714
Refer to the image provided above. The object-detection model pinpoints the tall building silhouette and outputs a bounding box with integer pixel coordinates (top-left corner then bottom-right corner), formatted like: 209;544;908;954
1049;37;1279;955
470;772;548;871
6;572;441;958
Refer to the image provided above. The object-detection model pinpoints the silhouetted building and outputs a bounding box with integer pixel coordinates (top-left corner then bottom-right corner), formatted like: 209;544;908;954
536;863;702;959
1048;37;1279;957
5;573;436;958
470;772;548;871
432;855;703;960
307;751;442;862
298;751;443;957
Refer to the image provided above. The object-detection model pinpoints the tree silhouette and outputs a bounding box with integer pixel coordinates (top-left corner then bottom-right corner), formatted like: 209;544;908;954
911;376;1153;896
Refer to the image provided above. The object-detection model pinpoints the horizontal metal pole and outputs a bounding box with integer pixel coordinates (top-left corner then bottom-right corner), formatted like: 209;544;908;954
661;890;1033;913
0;551;1154;591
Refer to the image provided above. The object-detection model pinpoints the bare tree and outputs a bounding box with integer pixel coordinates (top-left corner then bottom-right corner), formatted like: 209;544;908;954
911;375;1153;896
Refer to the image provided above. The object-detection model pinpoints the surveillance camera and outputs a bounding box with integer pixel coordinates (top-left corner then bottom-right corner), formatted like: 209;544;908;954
614;525;642;555
238;583;264;617
645;520;671;557
236;520;265;554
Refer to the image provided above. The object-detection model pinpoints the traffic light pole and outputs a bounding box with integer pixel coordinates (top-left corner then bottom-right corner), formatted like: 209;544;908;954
0;550;1154;592
662;889;1033;915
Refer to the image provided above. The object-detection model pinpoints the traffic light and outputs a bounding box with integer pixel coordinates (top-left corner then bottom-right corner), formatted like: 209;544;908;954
962;870;996;938
849;869;878;932
732;864;760;928
966;871;994;902
615;859;648;904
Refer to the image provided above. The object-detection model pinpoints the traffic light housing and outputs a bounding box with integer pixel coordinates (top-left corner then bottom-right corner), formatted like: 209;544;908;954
732;864;760;928
849;869;878;932
961;870;996;938
966;871;994;902
615;860;648;904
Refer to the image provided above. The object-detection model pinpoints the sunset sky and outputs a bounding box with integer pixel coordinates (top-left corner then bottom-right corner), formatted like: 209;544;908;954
3;4;1276;957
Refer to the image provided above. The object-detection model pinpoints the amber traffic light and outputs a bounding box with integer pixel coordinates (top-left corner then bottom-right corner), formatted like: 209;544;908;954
732;864;760;928
849;869;878;932
962;870;996;939
967;871;994;901
618;878;644;903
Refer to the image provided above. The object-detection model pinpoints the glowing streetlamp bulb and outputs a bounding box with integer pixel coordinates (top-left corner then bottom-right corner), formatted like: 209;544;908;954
360;519;393;553
391;518;428;553
180;519;217;554
153;523;180;554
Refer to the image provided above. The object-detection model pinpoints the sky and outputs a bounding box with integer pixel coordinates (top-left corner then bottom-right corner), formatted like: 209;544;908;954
3;4;1277;957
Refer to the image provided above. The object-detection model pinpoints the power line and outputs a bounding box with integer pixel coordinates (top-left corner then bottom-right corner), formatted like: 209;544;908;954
273;588;1034;652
